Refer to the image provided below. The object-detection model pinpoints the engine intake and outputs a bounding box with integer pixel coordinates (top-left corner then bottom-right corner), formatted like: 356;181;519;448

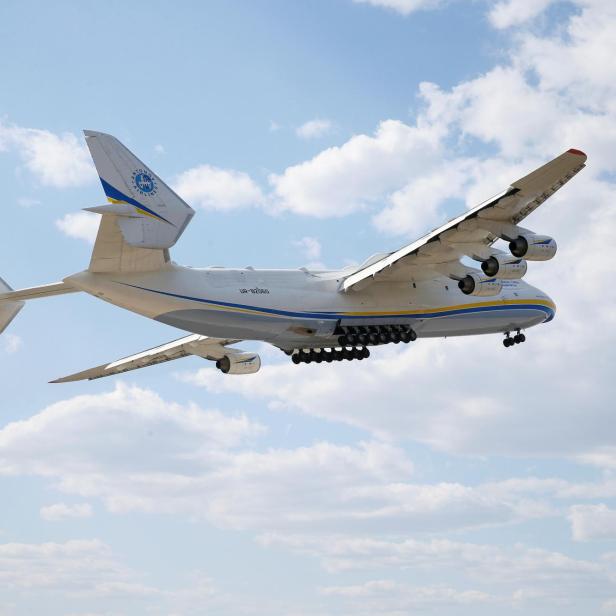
458;273;502;297
216;353;261;374
481;254;528;279
509;234;557;261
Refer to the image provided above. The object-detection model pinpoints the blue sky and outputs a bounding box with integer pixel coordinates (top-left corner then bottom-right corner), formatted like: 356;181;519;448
1;1;616;614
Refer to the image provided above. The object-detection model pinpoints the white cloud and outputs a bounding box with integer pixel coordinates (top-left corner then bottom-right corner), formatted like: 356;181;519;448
570;504;616;541
55;211;100;244
261;533;608;585
0;384;546;534
371;157;472;236
2;334;22;355
0;539;139;594
0;539;242;613
269;120;281;132
269;119;443;217
154;143;165;154
353;0;443;16
488;0;558;29
40;502;93;521
296;119;334;139
17;197;41;208
0;121;95;188
293;236;322;260
319;580;493;614
174;164;264;211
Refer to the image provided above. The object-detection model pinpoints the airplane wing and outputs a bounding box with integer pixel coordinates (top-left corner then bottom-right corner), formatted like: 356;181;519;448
50;334;260;382
340;149;587;291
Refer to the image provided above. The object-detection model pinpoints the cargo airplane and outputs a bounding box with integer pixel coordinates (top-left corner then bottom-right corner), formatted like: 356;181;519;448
0;131;586;381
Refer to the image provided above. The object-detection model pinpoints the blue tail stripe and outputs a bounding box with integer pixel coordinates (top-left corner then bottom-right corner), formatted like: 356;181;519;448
99;177;172;225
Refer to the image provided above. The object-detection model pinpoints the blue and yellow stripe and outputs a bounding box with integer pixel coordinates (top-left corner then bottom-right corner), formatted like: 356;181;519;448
118;282;556;323
99;177;173;225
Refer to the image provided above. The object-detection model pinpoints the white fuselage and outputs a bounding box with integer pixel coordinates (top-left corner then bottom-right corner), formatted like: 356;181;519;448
66;263;555;350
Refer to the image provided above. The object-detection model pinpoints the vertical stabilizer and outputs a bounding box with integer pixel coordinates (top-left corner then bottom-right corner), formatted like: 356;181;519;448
84;130;195;249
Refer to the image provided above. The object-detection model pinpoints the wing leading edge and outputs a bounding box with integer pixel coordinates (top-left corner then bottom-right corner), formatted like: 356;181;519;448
340;149;587;291
50;334;256;383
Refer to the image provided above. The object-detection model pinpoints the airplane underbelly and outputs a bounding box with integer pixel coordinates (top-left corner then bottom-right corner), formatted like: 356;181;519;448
415;306;550;337
154;307;337;342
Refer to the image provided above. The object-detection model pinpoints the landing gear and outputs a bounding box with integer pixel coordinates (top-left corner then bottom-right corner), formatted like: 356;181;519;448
503;330;526;348
291;345;371;364
290;323;415;365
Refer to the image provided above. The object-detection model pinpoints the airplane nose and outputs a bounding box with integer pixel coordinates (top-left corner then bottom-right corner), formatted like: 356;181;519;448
542;293;557;322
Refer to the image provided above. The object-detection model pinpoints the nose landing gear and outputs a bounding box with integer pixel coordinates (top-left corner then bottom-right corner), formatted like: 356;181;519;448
503;330;526;348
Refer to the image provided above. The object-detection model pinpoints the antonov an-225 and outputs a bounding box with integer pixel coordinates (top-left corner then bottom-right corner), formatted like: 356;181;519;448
0;131;586;381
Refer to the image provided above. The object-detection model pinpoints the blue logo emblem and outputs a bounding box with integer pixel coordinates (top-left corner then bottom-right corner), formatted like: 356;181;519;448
131;168;158;197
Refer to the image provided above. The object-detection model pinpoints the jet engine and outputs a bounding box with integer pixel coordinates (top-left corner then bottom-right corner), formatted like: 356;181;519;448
458;273;502;297
508;234;557;261
481;254;528;279
215;353;261;374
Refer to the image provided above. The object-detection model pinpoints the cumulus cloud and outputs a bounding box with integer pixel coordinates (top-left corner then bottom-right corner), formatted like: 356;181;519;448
174;164;264;211
0;539;139;594
0;121;95;188
319;580;492;614
269;120;444;217
293;236;322;260
261;533;609;585
0;539;243;613
488;0;558;29
296;119;334;139
40;502;93;521
569;504;616;542
353;0;443;16
2;334;22;355
0;384;551;534
55;211;100;244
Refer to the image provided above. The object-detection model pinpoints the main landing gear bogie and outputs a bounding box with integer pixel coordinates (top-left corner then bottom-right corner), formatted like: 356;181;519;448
289;324;417;365
291;346;370;365
503;330;526;348
337;324;417;347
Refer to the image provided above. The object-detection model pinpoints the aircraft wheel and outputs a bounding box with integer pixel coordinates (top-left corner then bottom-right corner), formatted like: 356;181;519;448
292;354;301;364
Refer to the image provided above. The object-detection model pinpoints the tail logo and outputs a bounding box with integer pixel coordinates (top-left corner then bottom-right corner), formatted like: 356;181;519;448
131;169;158;197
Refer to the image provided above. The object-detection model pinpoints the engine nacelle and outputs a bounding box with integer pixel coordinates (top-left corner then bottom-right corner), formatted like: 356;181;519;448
481;254;528;279
215;353;261;375
458;273;502;297
508;234;557;261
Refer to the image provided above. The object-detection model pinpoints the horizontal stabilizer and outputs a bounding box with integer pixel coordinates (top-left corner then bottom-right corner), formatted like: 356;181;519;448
0;281;78;302
51;334;242;383
84;130;195;249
